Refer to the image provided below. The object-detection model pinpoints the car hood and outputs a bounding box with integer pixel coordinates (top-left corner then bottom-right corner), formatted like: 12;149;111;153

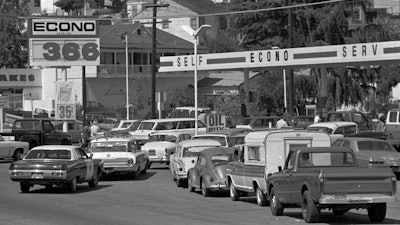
357;151;400;163
143;141;176;150
92;152;134;159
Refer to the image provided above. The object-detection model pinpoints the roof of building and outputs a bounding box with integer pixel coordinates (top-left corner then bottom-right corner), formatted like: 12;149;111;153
99;23;205;50
171;0;228;14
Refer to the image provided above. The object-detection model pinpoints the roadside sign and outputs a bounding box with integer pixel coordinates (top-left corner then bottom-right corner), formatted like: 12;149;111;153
0;96;7;108
206;114;226;132
160;41;400;72
28;18;100;67
56;104;75;120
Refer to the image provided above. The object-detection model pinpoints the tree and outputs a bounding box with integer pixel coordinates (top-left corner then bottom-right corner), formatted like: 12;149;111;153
54;0;85;15
0;0;29;68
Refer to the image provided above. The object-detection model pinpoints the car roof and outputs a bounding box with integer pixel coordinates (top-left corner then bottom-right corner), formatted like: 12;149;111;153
151;131;193;136
308;121;357;129
295;146;353;154
141;118;196;123
200;147;236;157
208;128;251;135
91;136;136;142
31;145;78;150
335;137;388;142
177;139;222;147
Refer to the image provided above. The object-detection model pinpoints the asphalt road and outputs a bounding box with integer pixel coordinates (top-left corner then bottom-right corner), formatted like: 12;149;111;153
1;161;400;225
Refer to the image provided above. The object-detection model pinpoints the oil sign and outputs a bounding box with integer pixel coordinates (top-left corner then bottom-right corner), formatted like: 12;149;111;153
206;114;226;132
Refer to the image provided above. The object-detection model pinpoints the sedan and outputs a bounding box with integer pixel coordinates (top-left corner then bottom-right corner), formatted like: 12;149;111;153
187;147;236;197
332;137;400;178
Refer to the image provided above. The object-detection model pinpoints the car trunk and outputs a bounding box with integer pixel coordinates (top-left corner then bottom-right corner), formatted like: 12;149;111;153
322;167;395;194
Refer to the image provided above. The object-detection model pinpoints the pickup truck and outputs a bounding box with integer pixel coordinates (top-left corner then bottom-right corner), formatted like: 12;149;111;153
225;129;331;206
325;110;372;131
5;118;72;149
267;146;397;223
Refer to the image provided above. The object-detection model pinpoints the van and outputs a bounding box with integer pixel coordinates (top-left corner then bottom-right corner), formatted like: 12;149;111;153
129;118;207;140
385;108;400;150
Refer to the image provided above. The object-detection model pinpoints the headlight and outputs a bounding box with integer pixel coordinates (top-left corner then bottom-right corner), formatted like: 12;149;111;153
128;159;134;164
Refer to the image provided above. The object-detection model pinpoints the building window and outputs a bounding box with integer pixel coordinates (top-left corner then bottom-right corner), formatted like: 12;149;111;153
34;0;40;7
190;17;197;30
162;20;169;29
100;52;115;64
133;53;142;65
247;146;260;161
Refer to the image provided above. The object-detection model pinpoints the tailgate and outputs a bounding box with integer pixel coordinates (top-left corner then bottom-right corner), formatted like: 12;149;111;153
322;168;395;194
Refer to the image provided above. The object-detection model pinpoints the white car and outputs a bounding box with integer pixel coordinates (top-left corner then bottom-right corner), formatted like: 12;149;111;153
169;139;222;187
191;128;251;147
0;135;29;161
307;121;358;142
141;131;193;168
111;120;141;132
89;136;149;178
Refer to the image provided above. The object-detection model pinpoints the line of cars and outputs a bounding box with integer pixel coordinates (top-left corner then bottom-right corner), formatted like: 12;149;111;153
5;115;400;223
162;122;399;223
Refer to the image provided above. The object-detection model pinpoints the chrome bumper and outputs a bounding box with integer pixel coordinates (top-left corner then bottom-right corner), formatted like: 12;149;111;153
319;194;397;204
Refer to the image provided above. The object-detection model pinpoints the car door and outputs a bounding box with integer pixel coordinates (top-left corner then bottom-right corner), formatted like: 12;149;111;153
193;155;206;187
75;148;93;182
230;146;246;189
42;120;59;144
274;151;296;203
0;137;11;158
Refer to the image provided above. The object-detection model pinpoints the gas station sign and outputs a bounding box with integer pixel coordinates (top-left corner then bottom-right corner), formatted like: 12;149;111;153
28;18;100;67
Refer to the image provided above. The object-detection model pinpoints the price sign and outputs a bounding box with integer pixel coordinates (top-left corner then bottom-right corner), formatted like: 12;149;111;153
29;38;100;66
56;104;76;120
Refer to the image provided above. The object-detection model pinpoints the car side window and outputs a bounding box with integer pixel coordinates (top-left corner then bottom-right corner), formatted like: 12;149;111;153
342;140;350;148
199;155;206;166
247;146;260;161
344;126;357;135
43;121;54;133
75;148;88;159
334;127;344;135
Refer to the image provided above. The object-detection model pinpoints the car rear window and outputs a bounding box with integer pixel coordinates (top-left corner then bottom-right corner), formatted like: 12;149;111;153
25;149;71;160
388;111;398;123
90;142;128;152
357;141;397;152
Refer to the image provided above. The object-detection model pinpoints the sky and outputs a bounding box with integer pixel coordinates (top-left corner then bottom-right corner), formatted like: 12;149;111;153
41;0;56;14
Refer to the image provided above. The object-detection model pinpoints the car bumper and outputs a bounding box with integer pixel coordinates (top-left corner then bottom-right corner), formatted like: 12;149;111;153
207;183;227;190
149;155;168;163
319;194;397;204
175;172;187;179
102;164;139;174
9;169;69;184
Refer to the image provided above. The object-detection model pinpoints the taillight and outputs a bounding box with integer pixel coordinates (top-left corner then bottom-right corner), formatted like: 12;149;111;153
319;170;324;193
392;176;397;194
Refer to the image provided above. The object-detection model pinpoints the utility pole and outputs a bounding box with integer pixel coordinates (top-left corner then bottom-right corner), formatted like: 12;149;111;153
145;1;169;119
287;0;294;118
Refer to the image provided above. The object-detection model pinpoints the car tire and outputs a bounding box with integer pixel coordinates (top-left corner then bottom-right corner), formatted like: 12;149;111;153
270;188;284;216
188;176;195;192
141;162;149;174
256;187;268;206
301;190;320;223
332;209;349;216
88;170;99;188
201;179;210;197
176;177;183;187
68;177;78;193
20;182;30;193
367;203;386;222
230;181;239;201
13;150;22;161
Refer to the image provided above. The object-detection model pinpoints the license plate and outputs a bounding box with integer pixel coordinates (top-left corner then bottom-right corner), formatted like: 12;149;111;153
31;173;43;179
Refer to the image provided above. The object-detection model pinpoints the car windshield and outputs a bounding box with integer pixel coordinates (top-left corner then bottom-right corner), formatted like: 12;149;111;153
298;152;356;168
182;146;210;157
307;127;333;134
90;141;128;152
238;118;251;125
149;134;177;142
120;122;132;128
192;136;227;146
138;122;155;130
357;141;397;152
211;154;233;164
25;149;71;160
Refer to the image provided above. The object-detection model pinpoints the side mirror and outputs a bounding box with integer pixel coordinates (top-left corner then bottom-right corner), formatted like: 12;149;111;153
278;166;282;172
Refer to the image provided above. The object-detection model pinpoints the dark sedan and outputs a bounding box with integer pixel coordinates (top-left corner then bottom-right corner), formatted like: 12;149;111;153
187;147;236;197
9;145;103;193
